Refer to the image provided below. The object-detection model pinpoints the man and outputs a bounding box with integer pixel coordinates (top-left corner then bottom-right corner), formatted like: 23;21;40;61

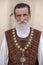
0;3;43;65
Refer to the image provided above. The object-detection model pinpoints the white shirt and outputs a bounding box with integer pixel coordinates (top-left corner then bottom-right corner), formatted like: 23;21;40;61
0;27;43;65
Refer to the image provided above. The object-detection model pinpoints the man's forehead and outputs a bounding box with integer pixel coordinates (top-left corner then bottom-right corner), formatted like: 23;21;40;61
15;7;28;10
15;7;28;14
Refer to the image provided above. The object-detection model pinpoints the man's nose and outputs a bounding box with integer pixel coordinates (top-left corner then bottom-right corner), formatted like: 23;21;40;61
21;15;24;22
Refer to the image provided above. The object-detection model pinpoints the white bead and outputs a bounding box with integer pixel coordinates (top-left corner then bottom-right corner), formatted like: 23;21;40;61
12;32;15;34
17;46;20;48
24;47;27;50
15;43;18;46
14;40;16;43
28;42;31;44
29;39;32;42
30;36;32;39
26;44;29;47
13;35;15;37
12;29;15;32
31;31;34;34
31;33;33;36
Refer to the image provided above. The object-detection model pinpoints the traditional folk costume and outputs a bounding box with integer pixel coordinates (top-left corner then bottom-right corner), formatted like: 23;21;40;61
5;27;41;65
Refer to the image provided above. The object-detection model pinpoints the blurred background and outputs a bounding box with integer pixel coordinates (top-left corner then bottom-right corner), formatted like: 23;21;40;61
0;0;43;46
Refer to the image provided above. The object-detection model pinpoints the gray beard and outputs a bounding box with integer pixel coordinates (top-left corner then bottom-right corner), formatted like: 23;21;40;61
15;20;30;38
15;20;30;31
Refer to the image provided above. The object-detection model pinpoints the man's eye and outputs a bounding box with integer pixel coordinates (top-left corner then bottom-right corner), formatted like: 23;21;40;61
23;14;27;16
17;15;21;17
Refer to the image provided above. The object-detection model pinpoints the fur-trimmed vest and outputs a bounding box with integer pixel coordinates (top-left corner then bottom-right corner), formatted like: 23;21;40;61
5;27;41;65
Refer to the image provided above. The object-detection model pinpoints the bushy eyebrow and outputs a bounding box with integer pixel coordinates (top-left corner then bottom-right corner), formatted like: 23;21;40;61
16;13;28;17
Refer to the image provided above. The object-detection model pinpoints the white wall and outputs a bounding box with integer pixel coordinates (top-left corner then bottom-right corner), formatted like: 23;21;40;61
0;0;10;46
32;0;43;35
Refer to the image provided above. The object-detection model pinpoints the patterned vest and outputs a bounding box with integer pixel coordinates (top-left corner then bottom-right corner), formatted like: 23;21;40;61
5;27;41;65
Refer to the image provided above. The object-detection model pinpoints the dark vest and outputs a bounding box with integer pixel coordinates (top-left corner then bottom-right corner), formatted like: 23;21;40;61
5;28;41;65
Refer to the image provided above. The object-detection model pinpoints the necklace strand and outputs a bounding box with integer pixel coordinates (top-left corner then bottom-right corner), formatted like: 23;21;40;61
12;28;34;52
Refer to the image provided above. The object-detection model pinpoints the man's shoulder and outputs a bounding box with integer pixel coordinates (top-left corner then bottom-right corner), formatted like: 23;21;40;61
5;28;16;36
5;28;16;41
31;27;41;42
31;27;41;33
5;28;16;33
31;27;41;38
